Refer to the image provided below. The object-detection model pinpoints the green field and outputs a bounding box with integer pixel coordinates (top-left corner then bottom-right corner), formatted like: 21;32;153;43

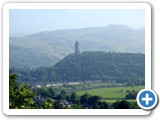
101;99;136;103
76;86;144;99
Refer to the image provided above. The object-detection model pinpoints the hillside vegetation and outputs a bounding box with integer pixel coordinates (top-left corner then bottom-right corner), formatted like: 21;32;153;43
14;51;145;85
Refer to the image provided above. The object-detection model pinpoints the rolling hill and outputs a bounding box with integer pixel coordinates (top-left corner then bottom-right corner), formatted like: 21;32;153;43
10;24;144;69
14;51;145;85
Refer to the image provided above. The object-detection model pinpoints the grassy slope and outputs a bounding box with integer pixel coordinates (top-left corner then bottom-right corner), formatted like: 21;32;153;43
76;86;144;99
101;99;136;103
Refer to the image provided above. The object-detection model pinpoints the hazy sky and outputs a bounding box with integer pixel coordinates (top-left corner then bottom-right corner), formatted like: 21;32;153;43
10;9;145;36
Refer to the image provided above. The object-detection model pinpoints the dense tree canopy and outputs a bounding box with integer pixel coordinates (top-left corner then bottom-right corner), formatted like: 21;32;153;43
13;51;144;86
112;100;139;109
9;73;35;109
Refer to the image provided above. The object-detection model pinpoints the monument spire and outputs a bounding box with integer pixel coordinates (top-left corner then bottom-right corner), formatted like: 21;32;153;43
75;41;80;54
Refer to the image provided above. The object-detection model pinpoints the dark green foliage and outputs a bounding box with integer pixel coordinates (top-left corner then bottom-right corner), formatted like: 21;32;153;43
33;87;57;99
9;73;57;109
48;87;57;99
9;73;35;109
14;52;145;85
95;101;109;109
88;95;101;105
80;93;91;105
79;93;108;109
125;91;138;99
70;92;79;104
54;52;144;83
59;90;67;99
112;100;130;109
33;88;48;98
112;100;139;109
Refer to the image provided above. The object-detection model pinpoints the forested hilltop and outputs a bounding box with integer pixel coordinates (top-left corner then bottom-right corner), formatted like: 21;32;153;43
12;51;145;86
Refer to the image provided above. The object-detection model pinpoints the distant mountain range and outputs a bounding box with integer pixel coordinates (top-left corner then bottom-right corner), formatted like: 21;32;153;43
10;24;145;69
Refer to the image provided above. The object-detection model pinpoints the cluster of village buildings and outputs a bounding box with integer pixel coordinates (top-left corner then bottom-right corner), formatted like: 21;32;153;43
35;80;102;88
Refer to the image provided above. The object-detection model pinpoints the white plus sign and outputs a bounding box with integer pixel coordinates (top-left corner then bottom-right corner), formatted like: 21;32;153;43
142;93;153;105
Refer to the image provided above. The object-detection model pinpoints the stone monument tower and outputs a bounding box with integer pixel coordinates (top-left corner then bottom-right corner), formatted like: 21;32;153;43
75;41;80;54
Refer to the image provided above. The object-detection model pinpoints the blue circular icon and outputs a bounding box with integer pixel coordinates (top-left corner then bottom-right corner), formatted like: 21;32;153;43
137;89;158;110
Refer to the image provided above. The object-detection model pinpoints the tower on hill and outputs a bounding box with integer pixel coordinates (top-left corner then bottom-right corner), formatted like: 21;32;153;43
75;41;80;54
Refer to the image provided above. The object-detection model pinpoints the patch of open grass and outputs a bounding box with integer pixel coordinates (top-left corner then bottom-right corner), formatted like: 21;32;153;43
76;86;144;99
101;99;137;103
